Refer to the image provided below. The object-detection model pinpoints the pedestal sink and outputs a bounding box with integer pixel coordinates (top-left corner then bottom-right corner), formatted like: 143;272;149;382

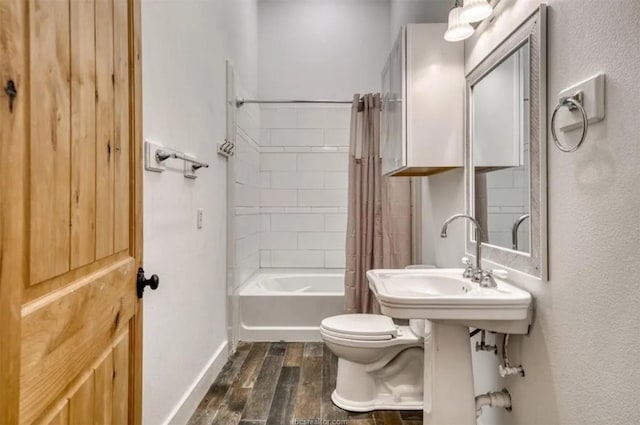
367;268;532;425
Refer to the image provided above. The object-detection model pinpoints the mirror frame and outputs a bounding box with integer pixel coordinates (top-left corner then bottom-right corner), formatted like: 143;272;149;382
465;6;547;279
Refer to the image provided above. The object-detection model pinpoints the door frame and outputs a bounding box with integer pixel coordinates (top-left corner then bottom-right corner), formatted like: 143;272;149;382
0;0;144;423
129;0;144;423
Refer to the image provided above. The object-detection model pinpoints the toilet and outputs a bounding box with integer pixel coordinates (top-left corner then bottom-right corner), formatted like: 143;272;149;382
320;314;427;412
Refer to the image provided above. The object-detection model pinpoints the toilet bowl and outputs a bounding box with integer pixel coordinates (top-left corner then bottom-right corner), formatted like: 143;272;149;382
320;314;426;412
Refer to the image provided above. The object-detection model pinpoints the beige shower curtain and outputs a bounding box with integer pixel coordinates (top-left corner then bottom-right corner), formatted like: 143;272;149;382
344;94;412;314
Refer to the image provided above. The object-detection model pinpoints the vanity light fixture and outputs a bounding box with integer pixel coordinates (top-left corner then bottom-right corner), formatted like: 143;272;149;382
444;0;474;42
445;0;495;42
460;0;493;23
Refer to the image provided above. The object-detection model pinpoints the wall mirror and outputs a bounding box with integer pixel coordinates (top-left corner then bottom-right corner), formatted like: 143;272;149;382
465;7;547;278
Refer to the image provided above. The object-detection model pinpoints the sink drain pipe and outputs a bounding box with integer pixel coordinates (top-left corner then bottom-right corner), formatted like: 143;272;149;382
476;388;512;418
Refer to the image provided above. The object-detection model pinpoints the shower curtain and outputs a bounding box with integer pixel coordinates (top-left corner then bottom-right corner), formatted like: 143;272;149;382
344;93;412;314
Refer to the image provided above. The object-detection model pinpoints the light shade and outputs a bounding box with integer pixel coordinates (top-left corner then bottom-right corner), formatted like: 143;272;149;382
444;6;474;42
460;0;493;23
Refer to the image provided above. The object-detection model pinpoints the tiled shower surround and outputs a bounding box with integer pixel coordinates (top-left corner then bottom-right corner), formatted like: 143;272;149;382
233;104;350;282
233;98;262;287
259;106;350;268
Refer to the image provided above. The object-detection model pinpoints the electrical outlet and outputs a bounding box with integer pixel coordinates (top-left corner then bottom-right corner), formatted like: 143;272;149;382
197;208;203;229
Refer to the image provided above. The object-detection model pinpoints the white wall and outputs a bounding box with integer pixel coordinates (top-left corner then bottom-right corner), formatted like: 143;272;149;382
141;1;258;424
422;1;640;424
389;0;450;41
256;0;390;270
258;0;390;99
259;106;350;268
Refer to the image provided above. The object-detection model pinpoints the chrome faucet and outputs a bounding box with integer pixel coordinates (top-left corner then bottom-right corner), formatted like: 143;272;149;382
440;214;487;284
511;214;530;251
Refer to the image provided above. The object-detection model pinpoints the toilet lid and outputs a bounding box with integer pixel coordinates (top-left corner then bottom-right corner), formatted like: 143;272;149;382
321;314;398;340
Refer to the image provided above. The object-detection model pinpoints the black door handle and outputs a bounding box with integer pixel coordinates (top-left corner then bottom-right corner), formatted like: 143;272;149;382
137;267;159;298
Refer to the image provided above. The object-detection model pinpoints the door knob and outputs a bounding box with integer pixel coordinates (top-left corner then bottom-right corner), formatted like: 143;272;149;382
137;267;159;298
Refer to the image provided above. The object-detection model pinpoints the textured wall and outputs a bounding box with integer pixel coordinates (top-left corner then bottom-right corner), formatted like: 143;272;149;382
460;1;640;424
141;1;258;424
389;0;450;41
258;0;390;99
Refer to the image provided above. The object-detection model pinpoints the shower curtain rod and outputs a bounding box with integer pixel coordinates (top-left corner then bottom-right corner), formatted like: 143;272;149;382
235;97;358;107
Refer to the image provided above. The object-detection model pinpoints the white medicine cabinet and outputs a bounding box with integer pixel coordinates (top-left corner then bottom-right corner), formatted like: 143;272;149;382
381;24;465;176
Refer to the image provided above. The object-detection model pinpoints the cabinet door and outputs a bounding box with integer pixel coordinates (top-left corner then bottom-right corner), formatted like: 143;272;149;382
381;27;406;175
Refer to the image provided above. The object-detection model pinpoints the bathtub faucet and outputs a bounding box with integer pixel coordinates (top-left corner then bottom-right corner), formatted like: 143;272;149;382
440;214;487;284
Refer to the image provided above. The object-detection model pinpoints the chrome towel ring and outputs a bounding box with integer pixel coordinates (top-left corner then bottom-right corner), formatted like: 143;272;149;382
551;92;589;153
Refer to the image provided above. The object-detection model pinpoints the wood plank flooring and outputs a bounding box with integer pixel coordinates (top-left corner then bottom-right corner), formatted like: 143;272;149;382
188;342;423;425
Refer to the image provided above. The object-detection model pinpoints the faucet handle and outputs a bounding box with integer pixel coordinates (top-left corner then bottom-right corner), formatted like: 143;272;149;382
480;269;507;288
461;257;474;279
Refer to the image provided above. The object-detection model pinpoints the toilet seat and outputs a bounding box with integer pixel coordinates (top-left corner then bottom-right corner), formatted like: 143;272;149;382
321;314;398;341
320;314;421;349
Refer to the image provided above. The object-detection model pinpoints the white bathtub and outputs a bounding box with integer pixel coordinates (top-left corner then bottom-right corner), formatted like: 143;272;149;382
238;269;345;342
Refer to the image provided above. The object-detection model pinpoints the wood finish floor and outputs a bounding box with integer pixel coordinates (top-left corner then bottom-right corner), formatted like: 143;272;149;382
187;342;423;425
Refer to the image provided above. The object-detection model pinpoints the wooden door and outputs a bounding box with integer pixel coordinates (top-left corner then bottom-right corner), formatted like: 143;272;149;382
0;0;143;424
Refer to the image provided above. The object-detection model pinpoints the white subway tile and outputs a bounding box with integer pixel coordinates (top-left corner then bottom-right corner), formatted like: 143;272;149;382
235;183;260;207
260;250;272;267
298;189;347;207
325;214;348;232
261;147;285;153
270;129;323;147
236;233;259;261
487;170;514;188
260;153;297;171
283;147;312;153
325;250;346;268
270;250;325;268
261;107;297;129
298;232;346;250
271;214;324;231
324;108;352;128
250;169;263;188
323;172;348;189
297;153;348;171
296;108;327;128
260;172;271;188
260;189;298;207
284;207;312;213
261;207;285;214
487;188;525;207
271;171;324;189
311;146;338;152
311;207;339;213
260;129;271;146
260;215;271;232
234;206;259;216
261;232;298;250
297;107;351;129
235;215;260;239
324;128;350;146
487;213;516;232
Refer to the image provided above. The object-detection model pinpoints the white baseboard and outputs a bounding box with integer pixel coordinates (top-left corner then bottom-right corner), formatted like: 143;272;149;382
165;340;229;425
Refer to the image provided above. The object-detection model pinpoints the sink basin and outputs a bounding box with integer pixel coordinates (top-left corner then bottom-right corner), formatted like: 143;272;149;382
367;268;532;334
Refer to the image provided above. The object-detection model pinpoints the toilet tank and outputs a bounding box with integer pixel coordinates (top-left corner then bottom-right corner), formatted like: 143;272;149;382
409;319;431;337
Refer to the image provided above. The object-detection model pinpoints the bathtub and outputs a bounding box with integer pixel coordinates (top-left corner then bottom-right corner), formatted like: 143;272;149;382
238;269;345;342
